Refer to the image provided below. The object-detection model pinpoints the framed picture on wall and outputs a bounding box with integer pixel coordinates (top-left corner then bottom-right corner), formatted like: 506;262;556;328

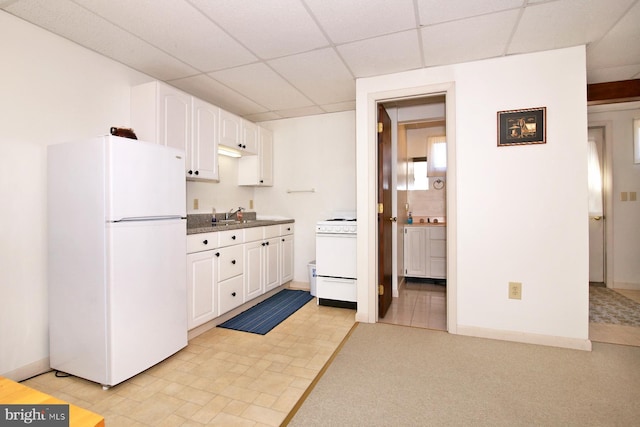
497;107;546;147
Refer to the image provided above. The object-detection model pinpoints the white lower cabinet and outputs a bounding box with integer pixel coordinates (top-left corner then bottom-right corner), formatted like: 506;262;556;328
187;222;294;330
403;226;446;279
215;241;244;316
280;234;294;284
186;251;217;329
218;275;244;316
244;227;280;301
279;223;294;284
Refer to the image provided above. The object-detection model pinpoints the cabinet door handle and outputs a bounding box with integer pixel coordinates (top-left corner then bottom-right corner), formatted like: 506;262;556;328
231;292;236;297
231;260;236;264
194;170;199;175
232;235;236;240
282;238;285;242
260;180;264;183
188;170;193;175
203;239;208;245
266;241;269;246
215;252;220;257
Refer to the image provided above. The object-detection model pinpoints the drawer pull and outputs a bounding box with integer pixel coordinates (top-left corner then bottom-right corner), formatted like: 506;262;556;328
215;252;220;257
231;260;236;264
203;239;208;245
262;242;266;246
232;235;236;240
231;292;236;297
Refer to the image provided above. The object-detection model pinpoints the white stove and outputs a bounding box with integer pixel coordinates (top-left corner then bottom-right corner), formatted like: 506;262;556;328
315;219;357;235
315;215;357;307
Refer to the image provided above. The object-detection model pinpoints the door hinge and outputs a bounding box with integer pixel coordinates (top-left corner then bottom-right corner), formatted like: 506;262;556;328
378;284;384;296
378;203;384;214
378;122;383;133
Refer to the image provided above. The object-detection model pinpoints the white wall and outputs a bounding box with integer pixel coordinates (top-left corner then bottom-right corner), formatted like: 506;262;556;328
589;102;640;289
186;156;255;215
253;112;357;286
0;12;148;379
357;46;591;350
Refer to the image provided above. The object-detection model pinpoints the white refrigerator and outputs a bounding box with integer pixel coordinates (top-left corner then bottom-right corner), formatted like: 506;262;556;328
48;135;187;389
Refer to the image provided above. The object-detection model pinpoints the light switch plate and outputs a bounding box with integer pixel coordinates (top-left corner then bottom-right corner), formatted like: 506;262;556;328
630;192;637;202
621;192;628;202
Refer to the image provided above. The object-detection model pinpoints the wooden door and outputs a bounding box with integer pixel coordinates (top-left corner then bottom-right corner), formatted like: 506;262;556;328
378;104;393;317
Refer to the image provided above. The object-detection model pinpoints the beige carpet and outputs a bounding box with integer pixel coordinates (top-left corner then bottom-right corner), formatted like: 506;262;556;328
287;323;640;426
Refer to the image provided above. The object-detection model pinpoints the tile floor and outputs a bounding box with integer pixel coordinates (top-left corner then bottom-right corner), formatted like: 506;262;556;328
23;300;356;426
589;288;640;347
378;279;447;331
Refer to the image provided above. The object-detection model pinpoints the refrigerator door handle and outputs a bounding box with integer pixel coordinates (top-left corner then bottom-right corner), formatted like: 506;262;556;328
111;216;185;223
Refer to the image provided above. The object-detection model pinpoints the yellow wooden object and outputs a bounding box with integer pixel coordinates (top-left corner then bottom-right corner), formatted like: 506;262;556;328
0;376;104;427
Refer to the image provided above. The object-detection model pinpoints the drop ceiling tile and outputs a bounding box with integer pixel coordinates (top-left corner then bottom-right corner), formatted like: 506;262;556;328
246;111;283;122
190;0;329;59
5;0;197;80
338;30;422;78
586;1;640;69
421;10;519;67
274;105;326;119
268;48;354;105
416;0;524;26
321;101;357;113
305;0;417;44
209;63;313;111
169;74;267;117
508;0;636;54
74;0;256;71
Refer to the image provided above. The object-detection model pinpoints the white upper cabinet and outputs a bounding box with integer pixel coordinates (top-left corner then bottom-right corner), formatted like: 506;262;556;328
219;109;242;150
238;127;273;186
131;81;190;151
219;110;257;155
131;81;219;181
241;120;259;155
191;98;219;181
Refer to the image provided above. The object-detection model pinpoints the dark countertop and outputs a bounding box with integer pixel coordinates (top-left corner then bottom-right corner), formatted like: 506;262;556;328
186;213;294;235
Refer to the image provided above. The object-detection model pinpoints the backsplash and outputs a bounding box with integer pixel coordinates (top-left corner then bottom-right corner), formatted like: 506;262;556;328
187;211;257;229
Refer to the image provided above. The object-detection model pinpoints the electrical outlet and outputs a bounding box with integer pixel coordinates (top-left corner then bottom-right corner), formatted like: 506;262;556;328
509;282;522;300
193;198;199;210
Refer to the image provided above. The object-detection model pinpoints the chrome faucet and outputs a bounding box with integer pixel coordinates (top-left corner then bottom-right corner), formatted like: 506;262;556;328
225;207;244;220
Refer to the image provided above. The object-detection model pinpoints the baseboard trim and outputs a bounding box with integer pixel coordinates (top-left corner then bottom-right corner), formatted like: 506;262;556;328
2;357;51;382
612;282;640;291
456;325;592;351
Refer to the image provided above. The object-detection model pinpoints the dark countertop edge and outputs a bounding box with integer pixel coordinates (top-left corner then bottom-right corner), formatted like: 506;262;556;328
187;219;295;235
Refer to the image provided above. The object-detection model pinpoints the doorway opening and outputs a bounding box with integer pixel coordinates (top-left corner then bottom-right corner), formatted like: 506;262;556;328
588;126;606;287
377;94;448;331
